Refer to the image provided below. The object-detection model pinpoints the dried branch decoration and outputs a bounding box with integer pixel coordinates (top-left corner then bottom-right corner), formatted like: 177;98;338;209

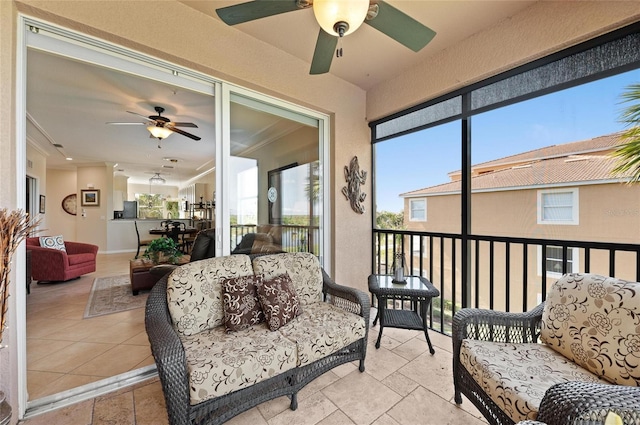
0;209;40;346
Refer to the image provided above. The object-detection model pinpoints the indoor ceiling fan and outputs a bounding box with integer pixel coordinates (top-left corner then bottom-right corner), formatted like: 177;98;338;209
216;0;436;75
107;106;201;147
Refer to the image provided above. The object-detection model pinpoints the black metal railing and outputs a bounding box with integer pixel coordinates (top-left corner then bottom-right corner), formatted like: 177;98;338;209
373;229;640;335
230;224;320;255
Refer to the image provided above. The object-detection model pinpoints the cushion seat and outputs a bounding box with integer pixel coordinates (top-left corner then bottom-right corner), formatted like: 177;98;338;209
26;237;98;282
460;340;609;422
67;253;95;265
179;323;298;405
278;302;367;366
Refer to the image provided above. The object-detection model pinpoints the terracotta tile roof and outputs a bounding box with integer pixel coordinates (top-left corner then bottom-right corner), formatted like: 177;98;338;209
401;133;630;197
468;132;624;170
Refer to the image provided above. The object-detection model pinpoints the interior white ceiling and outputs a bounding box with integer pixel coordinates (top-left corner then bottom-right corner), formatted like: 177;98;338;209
26;0;537;188
26;49;302;187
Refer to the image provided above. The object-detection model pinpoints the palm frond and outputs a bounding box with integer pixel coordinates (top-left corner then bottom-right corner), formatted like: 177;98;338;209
611;84;640;184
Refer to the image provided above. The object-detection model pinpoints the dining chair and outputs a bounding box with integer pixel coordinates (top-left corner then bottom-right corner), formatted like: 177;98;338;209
166;221;188;252
134;221;153;259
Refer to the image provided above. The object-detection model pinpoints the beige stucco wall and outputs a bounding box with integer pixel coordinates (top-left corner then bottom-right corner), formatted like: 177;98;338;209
405;183;640;313
2;0;640;421
45;169;78;240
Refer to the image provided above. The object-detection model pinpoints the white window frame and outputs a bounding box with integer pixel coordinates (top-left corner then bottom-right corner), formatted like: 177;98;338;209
537;245;580;277
409;198;427;222
537;188;579;225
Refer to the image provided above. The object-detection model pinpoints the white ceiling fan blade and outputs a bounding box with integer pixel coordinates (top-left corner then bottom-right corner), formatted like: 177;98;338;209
127;111;153;120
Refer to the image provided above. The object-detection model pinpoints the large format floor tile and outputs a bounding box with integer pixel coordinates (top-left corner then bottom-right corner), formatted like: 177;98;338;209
21;253;490;425
26;252;144;400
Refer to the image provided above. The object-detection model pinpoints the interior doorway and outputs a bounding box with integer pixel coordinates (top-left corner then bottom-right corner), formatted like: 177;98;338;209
26;176;37;217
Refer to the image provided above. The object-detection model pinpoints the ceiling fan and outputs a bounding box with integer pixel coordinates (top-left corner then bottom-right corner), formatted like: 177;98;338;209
216;0;436;75
107;106;201;146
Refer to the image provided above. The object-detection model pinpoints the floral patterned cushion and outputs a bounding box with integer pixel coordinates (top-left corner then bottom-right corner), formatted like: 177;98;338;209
222;275;264;332
256;273;302;331
278;302;366;366
252;253;323;306
460;340;609;422
167;255;253;336
179;324;297;405
541;273;640;386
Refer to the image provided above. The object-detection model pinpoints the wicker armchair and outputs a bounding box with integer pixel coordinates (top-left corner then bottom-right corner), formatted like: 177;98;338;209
453;302;640;425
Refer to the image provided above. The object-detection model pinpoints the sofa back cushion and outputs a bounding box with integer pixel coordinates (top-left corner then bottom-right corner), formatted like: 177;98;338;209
167;254;253;336
252;252;323;306
541;273;640;386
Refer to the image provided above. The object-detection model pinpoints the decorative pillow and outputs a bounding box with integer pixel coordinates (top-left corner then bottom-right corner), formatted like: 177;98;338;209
541;273;640;386
256;273;302;331
252;252;323;306
222;275;265;332
39;235;66;252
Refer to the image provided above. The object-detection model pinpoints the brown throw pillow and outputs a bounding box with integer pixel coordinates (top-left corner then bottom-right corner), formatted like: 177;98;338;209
222;275;265;332
256;273;302;331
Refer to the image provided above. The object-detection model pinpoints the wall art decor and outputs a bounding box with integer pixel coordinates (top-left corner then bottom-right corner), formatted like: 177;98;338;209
81;189;100;207
342;156;367;214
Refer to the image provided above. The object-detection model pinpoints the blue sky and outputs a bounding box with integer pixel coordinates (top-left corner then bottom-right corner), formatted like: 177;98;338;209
374;69;640;213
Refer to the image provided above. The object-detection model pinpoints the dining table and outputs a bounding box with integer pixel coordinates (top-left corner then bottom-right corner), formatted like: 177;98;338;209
148;227;198;237
149;226;198;253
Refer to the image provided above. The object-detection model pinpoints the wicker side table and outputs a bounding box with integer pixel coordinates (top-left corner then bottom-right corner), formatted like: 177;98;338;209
368;274;440;354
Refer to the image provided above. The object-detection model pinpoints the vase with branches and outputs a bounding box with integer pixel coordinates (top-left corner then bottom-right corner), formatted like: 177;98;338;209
0;209;40;347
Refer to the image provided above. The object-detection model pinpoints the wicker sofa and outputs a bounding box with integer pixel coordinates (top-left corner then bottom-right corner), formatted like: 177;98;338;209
146;252;369;425
453;273;640;425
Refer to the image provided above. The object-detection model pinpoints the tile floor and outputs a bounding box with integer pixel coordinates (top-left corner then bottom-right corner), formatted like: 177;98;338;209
21;252;489;424
26;252;154;400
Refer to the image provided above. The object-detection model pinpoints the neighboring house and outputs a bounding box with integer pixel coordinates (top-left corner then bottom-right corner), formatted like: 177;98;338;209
400;132;640;309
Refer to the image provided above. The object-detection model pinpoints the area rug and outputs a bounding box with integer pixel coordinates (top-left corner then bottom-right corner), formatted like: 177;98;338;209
84;274;148;318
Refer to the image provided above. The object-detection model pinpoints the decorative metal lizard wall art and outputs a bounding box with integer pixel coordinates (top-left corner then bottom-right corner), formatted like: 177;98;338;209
342;156;367;214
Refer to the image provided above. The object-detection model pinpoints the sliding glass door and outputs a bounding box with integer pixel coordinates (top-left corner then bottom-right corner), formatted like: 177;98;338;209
223;91;324;258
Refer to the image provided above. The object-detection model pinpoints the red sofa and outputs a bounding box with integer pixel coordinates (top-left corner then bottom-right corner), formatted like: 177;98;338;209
26;237;98;282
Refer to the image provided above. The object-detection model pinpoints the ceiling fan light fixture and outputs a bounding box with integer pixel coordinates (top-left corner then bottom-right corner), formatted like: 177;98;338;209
313;0;369;37
147;125;173;140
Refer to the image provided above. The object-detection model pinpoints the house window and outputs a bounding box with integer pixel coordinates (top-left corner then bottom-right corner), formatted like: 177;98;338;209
409;199;426;221
136;193;165;219
537;188;579;225
538;245;579;277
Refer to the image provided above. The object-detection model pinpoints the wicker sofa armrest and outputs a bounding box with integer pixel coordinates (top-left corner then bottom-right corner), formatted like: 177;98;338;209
452;303;544;350
145;277;191;425
536;381;640;425
321;269;370;322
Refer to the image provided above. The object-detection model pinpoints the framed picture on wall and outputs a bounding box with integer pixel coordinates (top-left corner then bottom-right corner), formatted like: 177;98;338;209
39;195;46;214
81;189;100;206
